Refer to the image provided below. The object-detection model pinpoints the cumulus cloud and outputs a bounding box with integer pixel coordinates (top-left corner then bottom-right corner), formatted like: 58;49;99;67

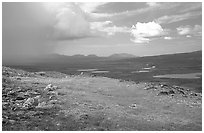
90;21;130;36
130;21;167;43
155;12;201;24
164;36;173;40
44;3;129;40
43;2;201;41
176;25;202;37
43;3;92;40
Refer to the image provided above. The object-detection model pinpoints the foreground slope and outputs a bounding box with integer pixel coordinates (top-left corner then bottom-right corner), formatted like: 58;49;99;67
2;67;202;131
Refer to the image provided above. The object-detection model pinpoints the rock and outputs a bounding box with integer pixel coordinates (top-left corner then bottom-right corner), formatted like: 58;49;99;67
22;98;38;109
168;90;175;94
2;102;9;110
56;122;61;126
5;88;12;92
182;94;188;97
30;91;41;96
196;93;202;97
17;73;21;76
57;91;67;96
36;101;47;109
16;88;25;92
160;84;168;88
16;111;25;116
144;86;157;90
24;98;35;105
8;120;16;124
53;86;58;90
173;85;180;89
44;84;54;91
16;77;21;80
25;111;37;117
129;103;138;109
47;90;57;95
190;93;199;96
36;102;53;109
24;91;31;97
48;100;58;104
16;93;26;100
2;102;9;106
178;90;185;95
158;91;169;96
36;71;46;76
35;111;44;115
2;94;8;98
49;95;58;100
34;95;41;100
2;118;8;124
7;90;16;96
12;102;23;110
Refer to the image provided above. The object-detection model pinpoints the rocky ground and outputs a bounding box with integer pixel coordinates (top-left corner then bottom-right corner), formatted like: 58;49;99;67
2;66;202;131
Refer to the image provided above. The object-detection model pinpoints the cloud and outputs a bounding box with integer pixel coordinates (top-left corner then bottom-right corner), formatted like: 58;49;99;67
77;2;107;13
146;2;161;7
3;3;56;64
42;2;201;42
90;2;178;20
177;26;191;35
89;3;161;20
44;3;128;40
155;11;201;24
179;3;201;13
43;2;184;42
90;21;130;36
176;25;202;37
89;12;114;19
130;21;167;43
186;35;192;38
44;3;93;40
164;36;173;40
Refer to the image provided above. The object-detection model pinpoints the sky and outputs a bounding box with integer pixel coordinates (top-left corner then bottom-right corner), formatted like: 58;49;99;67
2;2;202;63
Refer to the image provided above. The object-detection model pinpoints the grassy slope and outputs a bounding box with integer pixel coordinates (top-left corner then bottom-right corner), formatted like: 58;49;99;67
2;67;202;131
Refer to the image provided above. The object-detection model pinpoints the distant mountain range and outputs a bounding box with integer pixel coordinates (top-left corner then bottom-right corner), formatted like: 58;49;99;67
108;53;137;59
62;53;137;59
3;51;201;66
36;53;137;63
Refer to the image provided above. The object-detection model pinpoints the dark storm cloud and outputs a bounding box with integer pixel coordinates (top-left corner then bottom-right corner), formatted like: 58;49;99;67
2;3;54;64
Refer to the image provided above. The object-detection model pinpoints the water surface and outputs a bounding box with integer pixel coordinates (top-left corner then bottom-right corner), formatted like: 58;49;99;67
77;69;98;72
153;73;202;79
92;71;109;74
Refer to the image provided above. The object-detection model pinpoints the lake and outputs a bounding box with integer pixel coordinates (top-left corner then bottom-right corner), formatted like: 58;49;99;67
153;73;202;79
77;69;98;72
92;71;109;74
131;70;150;73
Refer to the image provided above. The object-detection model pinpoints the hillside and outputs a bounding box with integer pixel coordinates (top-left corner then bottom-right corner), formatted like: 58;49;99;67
5;51;202;92
2;66;202;131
